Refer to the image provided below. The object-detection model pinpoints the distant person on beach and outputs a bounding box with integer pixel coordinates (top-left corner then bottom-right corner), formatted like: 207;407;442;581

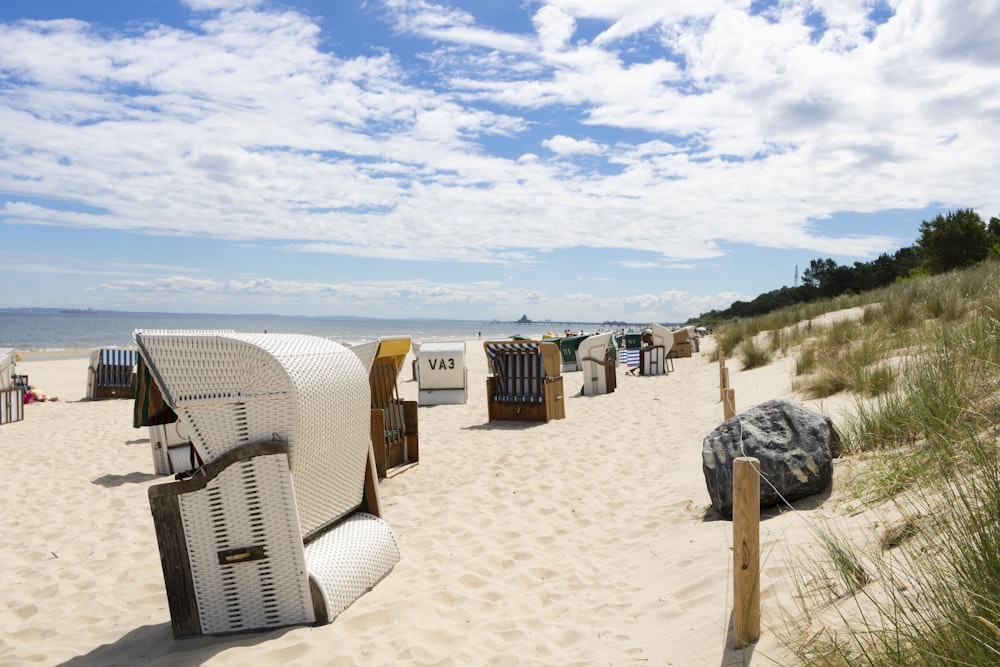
23;386;58;403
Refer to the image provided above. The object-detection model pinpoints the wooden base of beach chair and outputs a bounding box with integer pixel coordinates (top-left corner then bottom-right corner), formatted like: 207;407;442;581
91;368;137;399
485;377;565;422
640;345;667;376
370;402;419;479
579;357;616;396
149;438;398;638
1;387;24;425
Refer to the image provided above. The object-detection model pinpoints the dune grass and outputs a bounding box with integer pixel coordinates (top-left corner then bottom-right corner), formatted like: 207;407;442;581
713;260;1000;664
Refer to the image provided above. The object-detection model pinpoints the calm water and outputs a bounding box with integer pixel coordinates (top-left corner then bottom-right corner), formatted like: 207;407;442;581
0;311;615;351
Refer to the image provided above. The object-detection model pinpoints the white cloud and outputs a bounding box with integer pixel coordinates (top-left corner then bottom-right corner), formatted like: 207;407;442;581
3;1;1000;319
533;5;576;52
182;0;263;12
543;134;602;155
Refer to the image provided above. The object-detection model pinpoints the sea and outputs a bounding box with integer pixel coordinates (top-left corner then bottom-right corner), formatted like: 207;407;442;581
0;311;626;352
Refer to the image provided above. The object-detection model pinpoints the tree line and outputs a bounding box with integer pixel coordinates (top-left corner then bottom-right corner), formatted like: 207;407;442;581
689;209;1000;326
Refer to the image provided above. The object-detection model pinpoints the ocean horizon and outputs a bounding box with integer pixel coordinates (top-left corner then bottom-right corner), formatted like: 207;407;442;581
0;310;648;351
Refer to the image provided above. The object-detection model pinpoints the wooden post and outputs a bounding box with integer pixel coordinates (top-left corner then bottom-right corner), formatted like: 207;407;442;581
733;457;761;649
724;387;736;420
720;366;729;402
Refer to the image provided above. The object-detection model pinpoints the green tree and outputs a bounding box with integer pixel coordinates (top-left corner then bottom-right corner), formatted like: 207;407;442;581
917;209;990;274
801;258;837;290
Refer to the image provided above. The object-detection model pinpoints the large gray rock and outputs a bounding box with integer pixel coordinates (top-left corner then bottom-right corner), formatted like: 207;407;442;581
702;399;839;519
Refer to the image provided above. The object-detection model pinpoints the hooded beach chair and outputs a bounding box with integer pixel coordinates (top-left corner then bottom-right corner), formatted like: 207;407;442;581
86;347;138;399
134;330;234;476
576;333;617;396
367;337;418;478
669;325;696;357
135;331;399;638
0;348;13;388
416;341;468;406
133;355;200;475
483;340;565;422
643;323;675;376
0;348;23;425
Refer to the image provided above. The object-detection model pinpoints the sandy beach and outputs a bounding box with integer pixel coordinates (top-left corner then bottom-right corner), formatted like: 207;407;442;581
1;337;861;666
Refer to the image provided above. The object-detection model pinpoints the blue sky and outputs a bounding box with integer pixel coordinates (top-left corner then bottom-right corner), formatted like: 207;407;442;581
1;0;997;322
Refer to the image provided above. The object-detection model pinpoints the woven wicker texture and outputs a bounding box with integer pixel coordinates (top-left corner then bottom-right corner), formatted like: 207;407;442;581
137;331;400;633
135;332;371;538
347;339;379;374
304;513;400;619
178;453;315;634
150;427;170;475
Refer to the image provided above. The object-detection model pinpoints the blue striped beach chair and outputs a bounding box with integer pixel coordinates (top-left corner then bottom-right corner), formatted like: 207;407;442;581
483;340;565;422
87;348;138;399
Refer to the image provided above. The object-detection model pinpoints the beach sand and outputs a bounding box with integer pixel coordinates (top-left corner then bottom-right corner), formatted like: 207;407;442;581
1;338;863;666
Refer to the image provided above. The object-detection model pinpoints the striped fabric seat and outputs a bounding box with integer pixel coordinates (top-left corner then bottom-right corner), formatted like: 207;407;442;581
96;349;137;387
618;347;640;367
485;342;547;403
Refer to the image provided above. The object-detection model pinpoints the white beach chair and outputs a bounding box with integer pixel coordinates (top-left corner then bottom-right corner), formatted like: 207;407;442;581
0;348;13;388
645;323;676;375
0;348;23;426
149;420;199;476
416;341;468;405
576;333;616;396
135;331;399;637
133;329;235;476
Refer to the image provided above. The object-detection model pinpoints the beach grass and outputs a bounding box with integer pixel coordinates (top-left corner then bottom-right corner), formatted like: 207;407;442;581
715;260;1000;664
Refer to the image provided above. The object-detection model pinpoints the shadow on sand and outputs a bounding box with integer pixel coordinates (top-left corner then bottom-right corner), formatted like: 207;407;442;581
56;622;296;667
91;471;160;487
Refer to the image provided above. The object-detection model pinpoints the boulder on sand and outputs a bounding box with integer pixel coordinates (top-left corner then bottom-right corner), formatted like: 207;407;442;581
702;399;840;519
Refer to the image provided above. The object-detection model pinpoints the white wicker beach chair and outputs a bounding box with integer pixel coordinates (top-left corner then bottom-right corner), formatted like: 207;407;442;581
576;333;617;396
135;331;400;638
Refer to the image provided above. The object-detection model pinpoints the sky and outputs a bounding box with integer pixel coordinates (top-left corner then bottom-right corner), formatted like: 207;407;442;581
1;1;998;323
